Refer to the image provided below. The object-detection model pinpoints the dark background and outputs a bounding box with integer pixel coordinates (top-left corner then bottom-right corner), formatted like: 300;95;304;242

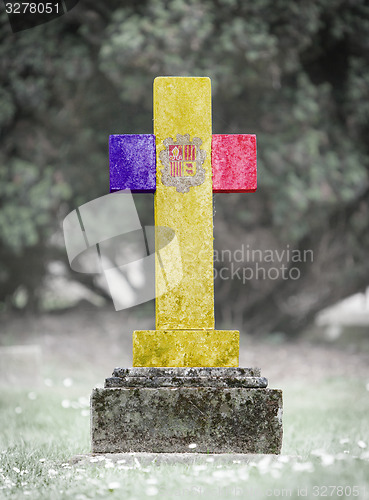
1;0;369;337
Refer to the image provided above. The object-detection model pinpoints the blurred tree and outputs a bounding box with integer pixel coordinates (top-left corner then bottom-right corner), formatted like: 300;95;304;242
0;0;368;334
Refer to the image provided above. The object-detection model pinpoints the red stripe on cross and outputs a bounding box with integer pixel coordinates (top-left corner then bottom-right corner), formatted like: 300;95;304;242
212;134;257;193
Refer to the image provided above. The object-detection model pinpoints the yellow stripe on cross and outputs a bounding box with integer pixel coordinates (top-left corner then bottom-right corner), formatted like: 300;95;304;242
133;77;238;367
154;77;214;330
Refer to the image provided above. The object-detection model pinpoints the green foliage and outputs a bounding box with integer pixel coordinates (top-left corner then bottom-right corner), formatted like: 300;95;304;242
99;0;369;241
0;0;368;321
0;160;71;253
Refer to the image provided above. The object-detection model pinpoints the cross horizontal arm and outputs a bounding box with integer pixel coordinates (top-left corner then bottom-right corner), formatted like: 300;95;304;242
212;134;257;193
109;134;156;193
109;133;257;194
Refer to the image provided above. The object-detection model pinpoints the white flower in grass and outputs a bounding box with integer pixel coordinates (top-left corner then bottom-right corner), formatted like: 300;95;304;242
146;477;158;485
108;482;121;491
116;459;126;464
272;461;283;470
193;464;207;472
48;469;58;477
78;396;89;407
256;455;272;474
200;474;213;485
104;462;114;469
358;440;367;449
292;462;314;472
89;458;99;463
321;454;335;466
206;457;214;463
335;453;349;460
188;443;197;449
63;378;73;387
238;468;249;481
311;449;325;457
61;400;70;409
146;486;159;496
212;468;238;481
212;469;226;478
81;410;89;417
4;477;14;487
13;467;20;474
24;491;31;496
271;468;281;479
15;407;22;414
339;438;349;444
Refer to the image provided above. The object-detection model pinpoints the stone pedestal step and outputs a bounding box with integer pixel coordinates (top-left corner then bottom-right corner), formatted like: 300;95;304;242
113;367;261;377
105;376;268;388
107;366;266;388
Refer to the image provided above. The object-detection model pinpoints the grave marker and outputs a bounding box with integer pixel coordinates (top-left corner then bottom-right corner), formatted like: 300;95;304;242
91;76;282;453
110;77;257;367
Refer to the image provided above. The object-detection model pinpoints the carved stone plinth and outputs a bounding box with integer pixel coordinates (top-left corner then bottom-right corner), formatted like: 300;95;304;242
91;368;283;454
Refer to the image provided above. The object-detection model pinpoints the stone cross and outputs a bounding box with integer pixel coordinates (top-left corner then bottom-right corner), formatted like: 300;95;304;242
109;77;257;367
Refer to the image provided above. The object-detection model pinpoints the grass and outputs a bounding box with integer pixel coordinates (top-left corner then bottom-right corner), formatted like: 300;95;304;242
1;377;369;499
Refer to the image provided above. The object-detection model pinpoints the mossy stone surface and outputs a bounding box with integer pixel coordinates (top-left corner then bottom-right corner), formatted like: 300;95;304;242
105;367;267;388
91;384;283;454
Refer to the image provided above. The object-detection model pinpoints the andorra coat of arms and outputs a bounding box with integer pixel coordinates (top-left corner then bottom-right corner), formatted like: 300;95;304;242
159;134;206;193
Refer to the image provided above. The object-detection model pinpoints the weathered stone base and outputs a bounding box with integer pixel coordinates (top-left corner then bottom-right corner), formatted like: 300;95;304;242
91;368;283;454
